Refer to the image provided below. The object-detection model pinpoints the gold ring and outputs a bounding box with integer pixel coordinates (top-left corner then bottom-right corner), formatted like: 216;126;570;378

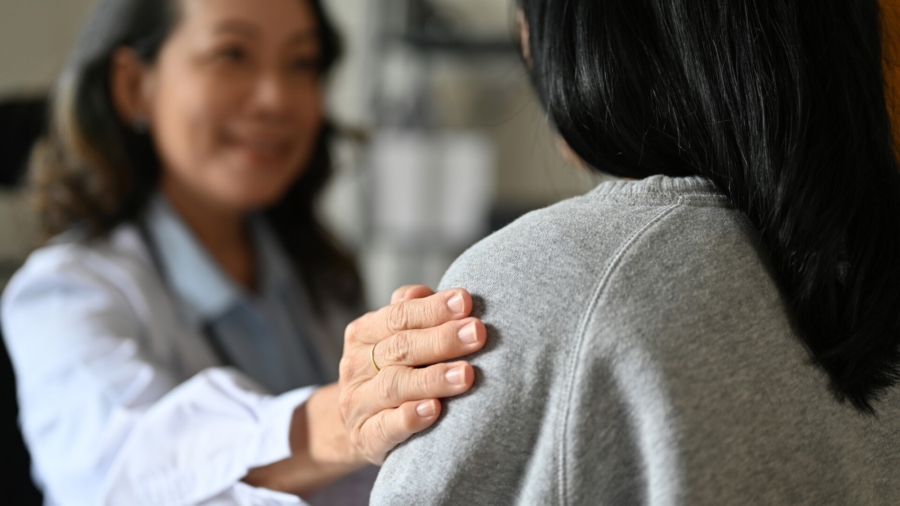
370;343;381;373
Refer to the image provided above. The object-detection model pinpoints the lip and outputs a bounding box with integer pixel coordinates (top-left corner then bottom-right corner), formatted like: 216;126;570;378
220;128;294;166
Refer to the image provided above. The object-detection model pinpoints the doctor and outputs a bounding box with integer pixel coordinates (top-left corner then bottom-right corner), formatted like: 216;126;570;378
1;0;485;504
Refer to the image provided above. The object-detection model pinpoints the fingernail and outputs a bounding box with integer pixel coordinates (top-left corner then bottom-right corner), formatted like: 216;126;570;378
447;293;465;314
416;400;436;417
445;366;466;385
458;322;478;344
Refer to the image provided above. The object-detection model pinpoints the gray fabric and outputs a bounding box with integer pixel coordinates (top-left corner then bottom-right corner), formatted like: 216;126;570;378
371;175;900;505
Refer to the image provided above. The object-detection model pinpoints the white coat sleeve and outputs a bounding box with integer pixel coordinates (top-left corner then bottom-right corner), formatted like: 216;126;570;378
1;249;313;506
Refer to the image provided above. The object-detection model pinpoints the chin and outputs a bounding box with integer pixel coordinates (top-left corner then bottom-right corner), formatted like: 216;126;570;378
226;179;297;211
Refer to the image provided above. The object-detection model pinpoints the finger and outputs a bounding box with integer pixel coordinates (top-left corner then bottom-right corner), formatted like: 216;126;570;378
390;285;435;305
346;289;472;346
374;317;485;369
379;289;472;335
357;399;442;464
353;361;474;417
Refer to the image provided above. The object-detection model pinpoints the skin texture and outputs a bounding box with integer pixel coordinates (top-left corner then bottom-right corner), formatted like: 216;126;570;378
110;0;485;498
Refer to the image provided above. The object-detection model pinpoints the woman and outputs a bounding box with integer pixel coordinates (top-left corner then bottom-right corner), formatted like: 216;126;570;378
0;0;485;504
368;0;900;504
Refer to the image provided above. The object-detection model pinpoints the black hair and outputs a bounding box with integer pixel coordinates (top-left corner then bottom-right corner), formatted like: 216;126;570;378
31;0;360;310
519;0;900;412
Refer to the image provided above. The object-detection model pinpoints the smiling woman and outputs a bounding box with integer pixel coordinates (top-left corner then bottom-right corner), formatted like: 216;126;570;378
111;0;333;290
1;0;485;505
36;0;348;298
143;0;325;213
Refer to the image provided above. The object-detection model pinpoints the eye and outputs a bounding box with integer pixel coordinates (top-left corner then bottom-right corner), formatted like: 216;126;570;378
218;45;247;62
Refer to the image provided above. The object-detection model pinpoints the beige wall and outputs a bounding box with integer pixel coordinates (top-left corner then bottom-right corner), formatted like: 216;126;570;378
0;0;96;96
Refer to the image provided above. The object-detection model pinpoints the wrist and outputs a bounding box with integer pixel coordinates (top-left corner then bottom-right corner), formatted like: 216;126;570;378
297;383;366;468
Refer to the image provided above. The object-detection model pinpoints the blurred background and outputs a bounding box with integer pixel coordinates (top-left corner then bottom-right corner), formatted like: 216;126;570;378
0;1;601;500
0;0;603;305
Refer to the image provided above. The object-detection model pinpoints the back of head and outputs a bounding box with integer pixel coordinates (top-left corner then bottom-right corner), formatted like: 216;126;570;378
519;0;900;412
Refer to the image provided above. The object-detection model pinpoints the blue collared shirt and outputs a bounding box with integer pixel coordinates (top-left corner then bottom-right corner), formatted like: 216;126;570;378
143;194;341;394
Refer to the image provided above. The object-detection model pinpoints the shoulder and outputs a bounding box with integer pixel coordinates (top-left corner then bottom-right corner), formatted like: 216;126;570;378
436;180;762;355
439;185;717;295
374;182;764;504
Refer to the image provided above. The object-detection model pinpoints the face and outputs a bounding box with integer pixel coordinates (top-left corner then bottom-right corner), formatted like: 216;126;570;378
141;0;324;212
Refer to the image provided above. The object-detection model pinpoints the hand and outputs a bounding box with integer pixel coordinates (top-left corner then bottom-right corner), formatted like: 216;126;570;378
339;286;486;464
244;384;365;497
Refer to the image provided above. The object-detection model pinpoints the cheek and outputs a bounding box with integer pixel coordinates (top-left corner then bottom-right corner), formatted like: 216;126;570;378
149;69;325;209
151;73;238;180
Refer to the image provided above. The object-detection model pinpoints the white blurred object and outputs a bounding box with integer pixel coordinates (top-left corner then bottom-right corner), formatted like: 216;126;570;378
371;130;494;248
372;131;433;243
364;130;495;306
438;133;494;246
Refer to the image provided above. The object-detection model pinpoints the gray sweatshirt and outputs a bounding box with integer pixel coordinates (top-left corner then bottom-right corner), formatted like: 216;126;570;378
370;175;900;505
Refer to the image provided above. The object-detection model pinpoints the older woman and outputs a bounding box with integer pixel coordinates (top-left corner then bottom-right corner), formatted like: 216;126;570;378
0;0;485;504
369;0;900;504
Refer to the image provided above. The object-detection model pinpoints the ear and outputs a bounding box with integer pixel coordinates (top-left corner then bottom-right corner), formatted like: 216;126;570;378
110;47;154;128
556;136;590;171
516;9;531;68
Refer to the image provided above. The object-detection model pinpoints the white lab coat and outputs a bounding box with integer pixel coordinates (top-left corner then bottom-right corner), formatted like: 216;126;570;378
1;223;369;506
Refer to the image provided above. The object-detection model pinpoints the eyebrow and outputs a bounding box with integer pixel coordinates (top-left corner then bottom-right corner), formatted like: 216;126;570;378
213;20;319;46
213;20;261;38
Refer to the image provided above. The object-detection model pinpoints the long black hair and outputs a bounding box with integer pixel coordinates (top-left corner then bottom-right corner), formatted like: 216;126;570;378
519;0;900;412
30;0;361;310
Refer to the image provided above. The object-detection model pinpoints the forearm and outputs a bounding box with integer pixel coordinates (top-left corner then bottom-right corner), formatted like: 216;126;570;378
243;383;366;498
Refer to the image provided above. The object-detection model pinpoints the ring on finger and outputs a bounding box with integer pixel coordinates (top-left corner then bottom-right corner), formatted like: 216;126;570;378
370;343;381;373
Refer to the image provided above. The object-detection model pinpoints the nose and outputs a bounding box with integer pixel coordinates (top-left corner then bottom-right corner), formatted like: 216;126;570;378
250;72;292;120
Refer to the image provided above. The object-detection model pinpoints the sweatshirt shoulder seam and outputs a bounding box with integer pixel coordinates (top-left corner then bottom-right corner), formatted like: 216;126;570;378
555;200;683;506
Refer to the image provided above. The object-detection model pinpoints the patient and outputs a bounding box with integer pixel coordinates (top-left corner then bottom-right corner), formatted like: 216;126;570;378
366;0;900;504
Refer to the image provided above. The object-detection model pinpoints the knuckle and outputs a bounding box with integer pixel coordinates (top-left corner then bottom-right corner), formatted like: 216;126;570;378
383;333;411;365
339;356;354;382
350;431;364;451
375;417;395;445
375;368;402;405
391;285;409;302
354;430;377;459
387;303;409;332
338;397;351;421
374;376;391;402
344;319;360;343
